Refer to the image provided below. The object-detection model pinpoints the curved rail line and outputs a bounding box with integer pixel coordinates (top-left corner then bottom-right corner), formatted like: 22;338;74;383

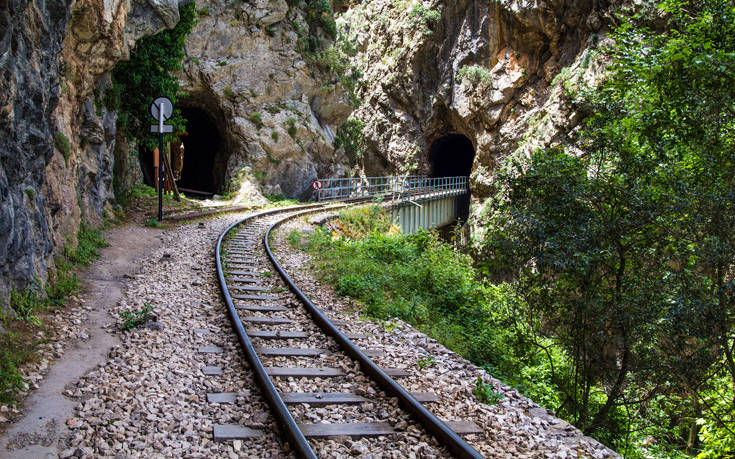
215;203;483;458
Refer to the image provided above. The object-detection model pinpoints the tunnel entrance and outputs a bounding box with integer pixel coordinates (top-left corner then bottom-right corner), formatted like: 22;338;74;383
428;134;475;222
177;107;221;196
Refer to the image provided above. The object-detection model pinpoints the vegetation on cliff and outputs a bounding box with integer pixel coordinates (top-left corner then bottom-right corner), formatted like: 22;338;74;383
107;2;196;150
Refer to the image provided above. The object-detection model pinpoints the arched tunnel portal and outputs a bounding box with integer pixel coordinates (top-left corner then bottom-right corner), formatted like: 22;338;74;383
177;107;222;196
428;134;475;222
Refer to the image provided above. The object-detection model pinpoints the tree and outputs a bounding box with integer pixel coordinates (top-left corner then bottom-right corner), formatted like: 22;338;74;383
481;0;735;452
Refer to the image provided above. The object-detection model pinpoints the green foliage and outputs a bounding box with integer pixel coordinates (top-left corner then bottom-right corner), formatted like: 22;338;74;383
1;219;107;402
297;209;566;420
109;2;196;150
271;130;279;143
144;218;158;228
0;330;31;403
10;284;44;327
249;112;264;129
119;304;153;331
224;86;234;97
253;170;266;181
408;2;440;35
417;355;436;369
457;65;492;85
64;221;109;267
54;131;71;162
334;205;391;238
264;193;300;206
480;0;735;453
286;117;298;138
473;376;503;405
25;188;35;200
334;119;365;164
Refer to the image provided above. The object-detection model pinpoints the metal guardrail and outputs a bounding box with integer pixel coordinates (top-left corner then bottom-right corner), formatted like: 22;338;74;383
316;175;468;202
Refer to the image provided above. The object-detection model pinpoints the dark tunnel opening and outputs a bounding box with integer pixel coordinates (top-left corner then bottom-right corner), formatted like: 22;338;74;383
429;134;475;222
177;107;221;195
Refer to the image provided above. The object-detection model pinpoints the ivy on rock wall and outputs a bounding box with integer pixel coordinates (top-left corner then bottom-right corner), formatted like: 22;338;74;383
107;2;196;150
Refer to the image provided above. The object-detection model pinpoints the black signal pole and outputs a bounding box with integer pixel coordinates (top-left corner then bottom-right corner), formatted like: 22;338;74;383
150;96;173;223
158;122;164;221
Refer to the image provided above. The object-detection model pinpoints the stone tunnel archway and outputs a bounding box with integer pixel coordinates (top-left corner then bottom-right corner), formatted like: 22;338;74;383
177;107;221;196
428;133;475;221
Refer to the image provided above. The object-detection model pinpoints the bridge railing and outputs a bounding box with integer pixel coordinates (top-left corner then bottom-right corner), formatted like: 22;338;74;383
316;175;468;202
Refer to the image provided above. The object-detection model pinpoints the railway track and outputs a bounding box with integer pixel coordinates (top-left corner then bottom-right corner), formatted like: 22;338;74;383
214;203;484;458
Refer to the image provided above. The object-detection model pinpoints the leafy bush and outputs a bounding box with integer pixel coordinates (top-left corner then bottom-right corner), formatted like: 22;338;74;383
249;112;264;129
457;65;492;85
55;131;71;162
334;119;365;164
297;208;568;413
408;2;440;35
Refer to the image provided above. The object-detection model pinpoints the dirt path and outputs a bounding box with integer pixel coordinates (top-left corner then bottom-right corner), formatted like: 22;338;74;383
0;225;161;458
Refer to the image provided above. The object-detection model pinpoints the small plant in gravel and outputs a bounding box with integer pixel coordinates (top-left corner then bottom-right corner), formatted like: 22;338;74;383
144;218;158;228
417;355;436;369
287;229;302;247
120;304;153;331
473;376;503;405
262;270;273;278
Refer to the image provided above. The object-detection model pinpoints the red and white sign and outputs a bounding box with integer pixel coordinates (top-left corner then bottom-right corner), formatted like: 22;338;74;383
311;179;323;191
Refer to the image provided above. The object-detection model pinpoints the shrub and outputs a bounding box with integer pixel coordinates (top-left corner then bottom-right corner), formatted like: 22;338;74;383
334;119;365;164
457;65;492;85
55;131;71;162
249;112;264;129
409;2;440;35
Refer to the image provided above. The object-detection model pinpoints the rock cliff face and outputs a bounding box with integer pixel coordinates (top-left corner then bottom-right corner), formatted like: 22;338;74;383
1;0;616;304
0;0;179;304
340;0;613;223
176;0;353;201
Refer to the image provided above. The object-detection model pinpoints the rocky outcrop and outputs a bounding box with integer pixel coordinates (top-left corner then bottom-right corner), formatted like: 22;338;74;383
0;0;179;305
340;0;614;219
176;0;354;200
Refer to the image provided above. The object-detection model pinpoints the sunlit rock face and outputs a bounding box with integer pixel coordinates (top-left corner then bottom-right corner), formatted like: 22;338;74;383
341;0;612;225
0;0;179;304
176;0;353;201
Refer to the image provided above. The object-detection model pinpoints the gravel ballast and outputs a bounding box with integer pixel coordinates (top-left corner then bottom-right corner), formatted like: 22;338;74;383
3;209;619;458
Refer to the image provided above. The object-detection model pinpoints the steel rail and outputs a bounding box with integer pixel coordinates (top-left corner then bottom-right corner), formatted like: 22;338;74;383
264;210;485;459
215;203;328;458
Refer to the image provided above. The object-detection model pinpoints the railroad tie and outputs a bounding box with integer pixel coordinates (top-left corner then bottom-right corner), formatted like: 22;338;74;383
232;294;280;301
280;392;369;405
226;270;259;276
265;367;345;378
242;316;293;325
255;347;328;357
227;277;261;283
298;422;396;438
212;425;263;441
229;285;271;292
442;421;484;435
247;330;309;339
235;305;288;312
207;392;237;404
201;366;223;375
198;346;224;354
279;392;438;405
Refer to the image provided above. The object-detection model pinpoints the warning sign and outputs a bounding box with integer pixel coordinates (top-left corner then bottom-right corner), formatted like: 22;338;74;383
311;179;323;191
